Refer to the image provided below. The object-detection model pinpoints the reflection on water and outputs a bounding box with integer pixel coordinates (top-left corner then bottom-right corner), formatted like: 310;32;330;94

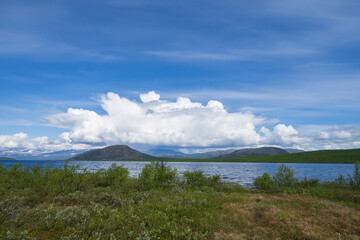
1;160;355;187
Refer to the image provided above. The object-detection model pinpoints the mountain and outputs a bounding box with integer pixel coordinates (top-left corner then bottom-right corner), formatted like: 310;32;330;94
185;149;235;159
0;157;15;160
216;147;288;159
70;145;158;161
147;148;236;159
147;149;185;155
146;148;186;158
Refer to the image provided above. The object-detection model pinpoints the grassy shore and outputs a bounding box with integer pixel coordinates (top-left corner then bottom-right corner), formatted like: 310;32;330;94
1;161;360;239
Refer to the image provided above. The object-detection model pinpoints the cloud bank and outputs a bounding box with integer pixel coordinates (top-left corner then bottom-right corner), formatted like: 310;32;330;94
0;91;358;155
313;126;360;150
0;132;90;156
47;91;301;148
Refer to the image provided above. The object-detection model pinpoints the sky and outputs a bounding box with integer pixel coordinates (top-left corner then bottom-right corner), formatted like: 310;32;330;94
0;0;360;155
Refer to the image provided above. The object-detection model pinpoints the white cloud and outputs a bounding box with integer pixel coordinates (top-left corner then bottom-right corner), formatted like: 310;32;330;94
47;91;301;148
260;124;303;146
1;92;358;155
319;131;330;139
334;131;352;139
0;132;94;156
273;124;299;143
140;91;160;103
0;132;32;149
145;45;316;61
305;126;360;150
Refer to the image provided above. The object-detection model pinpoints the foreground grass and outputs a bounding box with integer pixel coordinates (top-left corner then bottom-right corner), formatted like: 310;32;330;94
1;162;360;239
2;188;240;239
217;193;360;239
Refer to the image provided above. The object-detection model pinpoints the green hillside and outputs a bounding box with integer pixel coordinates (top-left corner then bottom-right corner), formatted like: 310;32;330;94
70;145;159;161
165;149;360;163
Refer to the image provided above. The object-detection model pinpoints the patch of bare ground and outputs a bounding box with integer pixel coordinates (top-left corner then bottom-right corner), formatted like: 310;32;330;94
215;193;360;240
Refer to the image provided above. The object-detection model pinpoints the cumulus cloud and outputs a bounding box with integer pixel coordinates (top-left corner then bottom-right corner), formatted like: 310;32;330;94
311;126;360;150
1;92;359;155
47;91;301;148
0;132;32;149
0;132;94;156
319;131;330;140
260;124;302;145
334;131;352;139
140;91;160;103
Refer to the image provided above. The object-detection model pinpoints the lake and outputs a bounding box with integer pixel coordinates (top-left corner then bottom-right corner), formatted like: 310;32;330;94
1;160;355;187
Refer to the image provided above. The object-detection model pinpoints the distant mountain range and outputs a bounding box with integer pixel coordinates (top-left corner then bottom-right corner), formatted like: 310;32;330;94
215;147;288;159
68;145;297;161
69;145;158;161
0;145;304;161
146;148;186;158
147;148;302;159
145;148;236;159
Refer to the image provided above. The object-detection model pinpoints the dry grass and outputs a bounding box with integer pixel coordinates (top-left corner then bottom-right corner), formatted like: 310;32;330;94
215;193;360;240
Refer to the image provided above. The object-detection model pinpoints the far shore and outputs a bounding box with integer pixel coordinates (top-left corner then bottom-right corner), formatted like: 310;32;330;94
3;149;359;164
74;149;360;164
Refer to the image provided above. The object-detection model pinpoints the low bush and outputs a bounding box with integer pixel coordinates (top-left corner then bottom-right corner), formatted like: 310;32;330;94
138;161;178;189
253;172;274;192
0;161;128;197
335;162;360;190
1;160;360;239
273;164;297;189
252;164;360;205
295;176;319;188
183;170;221;187
254;164;319;192
44;162;88;195
93;163;129;187
0;161;239;239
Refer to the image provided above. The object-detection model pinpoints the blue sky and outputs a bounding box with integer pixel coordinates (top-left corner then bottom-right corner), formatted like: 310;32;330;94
0;0;359;154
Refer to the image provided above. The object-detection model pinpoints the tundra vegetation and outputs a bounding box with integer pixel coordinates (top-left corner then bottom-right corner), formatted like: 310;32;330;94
0;161;359;239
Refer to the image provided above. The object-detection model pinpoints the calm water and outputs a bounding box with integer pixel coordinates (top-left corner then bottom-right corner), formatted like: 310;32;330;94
1;160;355;187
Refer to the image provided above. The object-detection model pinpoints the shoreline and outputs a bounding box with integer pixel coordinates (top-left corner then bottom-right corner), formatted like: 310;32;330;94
2;158;359;164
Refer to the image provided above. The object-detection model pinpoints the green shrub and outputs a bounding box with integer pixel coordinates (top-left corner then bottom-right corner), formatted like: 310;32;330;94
335;174;347;186
183;170;207;186
210;174;221;185
138;164;155;189
335;162;360;190
152;161;178;184
253;173;274;192
254;165;319;191
95;164;129;187
0;161;131;197
348;162;360;190
138;161;178;189
183;170;221;187
296;176;319;188
273;164;297;189
42;161;88;195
